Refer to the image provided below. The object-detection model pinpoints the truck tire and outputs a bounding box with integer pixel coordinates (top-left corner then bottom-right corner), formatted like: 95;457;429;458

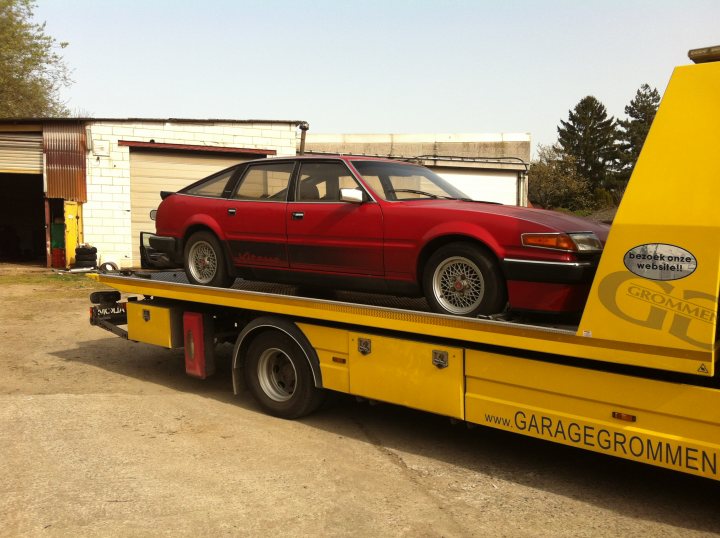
183;231;234;287
243;331;324;419
423;242;506;317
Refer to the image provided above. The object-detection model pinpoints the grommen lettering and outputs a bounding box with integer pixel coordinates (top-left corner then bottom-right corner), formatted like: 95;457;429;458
505;410;716;476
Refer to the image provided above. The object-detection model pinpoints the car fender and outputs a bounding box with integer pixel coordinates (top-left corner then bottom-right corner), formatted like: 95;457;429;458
182;214;226;242
420;220;507;259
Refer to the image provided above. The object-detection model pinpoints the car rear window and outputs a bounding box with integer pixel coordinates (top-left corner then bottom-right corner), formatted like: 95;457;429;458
184;168;235;197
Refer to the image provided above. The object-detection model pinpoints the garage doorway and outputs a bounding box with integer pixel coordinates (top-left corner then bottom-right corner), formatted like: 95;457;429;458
0;173;46;263
46;199;83;268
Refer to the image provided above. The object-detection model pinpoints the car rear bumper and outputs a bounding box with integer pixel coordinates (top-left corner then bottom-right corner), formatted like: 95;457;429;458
145;234;183;267
149;235;178;255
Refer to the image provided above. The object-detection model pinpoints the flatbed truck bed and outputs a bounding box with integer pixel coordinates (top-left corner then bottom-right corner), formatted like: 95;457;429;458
88;48;720;481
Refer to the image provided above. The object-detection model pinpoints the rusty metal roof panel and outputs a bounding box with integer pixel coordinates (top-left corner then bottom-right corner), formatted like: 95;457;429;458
43;122;87;202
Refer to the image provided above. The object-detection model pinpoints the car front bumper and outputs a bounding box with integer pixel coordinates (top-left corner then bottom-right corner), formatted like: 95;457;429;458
501;258;598;284
501;257;600;313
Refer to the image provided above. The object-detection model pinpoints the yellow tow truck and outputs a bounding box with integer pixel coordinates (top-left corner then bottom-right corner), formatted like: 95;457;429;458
89;46;720;481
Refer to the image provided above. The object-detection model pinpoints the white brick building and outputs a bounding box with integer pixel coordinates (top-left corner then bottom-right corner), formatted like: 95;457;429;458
0;118;303;268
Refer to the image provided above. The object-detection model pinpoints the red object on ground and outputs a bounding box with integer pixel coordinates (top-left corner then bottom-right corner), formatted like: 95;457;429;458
51;248;66;268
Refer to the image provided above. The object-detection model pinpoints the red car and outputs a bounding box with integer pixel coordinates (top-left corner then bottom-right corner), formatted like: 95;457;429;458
150;156;608;317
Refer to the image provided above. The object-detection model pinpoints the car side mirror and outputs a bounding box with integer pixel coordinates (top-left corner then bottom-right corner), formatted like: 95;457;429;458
340;188;364;204
149;209;157;221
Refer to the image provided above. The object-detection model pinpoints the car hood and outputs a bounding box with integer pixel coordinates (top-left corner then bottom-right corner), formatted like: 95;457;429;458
426;200;610;239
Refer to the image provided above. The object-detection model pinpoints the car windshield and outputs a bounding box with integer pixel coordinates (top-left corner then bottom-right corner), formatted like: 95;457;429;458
351;161;468;201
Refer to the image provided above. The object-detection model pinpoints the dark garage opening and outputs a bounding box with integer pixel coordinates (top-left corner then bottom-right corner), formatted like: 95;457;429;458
0;173;46;263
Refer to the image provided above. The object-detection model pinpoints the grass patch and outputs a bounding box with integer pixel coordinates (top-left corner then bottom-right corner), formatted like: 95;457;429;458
0;272;104;289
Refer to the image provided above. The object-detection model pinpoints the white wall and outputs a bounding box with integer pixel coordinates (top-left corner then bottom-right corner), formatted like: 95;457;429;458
436;169;519;205
83;120;298;267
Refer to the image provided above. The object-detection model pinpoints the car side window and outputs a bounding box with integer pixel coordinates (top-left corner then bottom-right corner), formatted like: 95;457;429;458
185;168;235;197
297;162;361;202
233;162;295;201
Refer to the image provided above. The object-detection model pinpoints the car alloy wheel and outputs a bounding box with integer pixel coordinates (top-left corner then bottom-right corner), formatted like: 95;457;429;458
431;255;486;315
187;240;218;285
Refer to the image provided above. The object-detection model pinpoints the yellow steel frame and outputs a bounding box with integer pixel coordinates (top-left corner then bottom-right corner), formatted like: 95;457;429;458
91;272;710;376
579;59;720;376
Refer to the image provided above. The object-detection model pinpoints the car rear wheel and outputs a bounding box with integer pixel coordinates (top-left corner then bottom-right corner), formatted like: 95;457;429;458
184;231;234;287
423;242;506;317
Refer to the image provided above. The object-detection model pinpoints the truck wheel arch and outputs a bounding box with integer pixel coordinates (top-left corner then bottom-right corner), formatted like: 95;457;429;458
232;316;323;396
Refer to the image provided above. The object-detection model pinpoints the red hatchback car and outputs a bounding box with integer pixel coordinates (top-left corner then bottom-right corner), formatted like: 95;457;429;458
150;156;609;317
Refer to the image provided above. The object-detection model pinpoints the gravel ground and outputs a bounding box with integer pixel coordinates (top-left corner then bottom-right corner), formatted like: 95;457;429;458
1;263;719;537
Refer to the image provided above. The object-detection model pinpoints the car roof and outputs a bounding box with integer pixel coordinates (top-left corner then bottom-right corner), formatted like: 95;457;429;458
241;154;420;166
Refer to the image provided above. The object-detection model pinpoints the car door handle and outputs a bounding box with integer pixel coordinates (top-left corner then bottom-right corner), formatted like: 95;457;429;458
291;212;304;220
227;208;237;216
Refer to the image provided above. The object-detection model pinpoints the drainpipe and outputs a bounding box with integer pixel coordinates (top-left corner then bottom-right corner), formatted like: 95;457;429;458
298;122;310;155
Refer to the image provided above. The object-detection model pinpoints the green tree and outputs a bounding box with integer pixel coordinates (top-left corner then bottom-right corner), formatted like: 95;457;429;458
556;96;618;190
0;0;71;117
617;84;661;181
528;145;593;211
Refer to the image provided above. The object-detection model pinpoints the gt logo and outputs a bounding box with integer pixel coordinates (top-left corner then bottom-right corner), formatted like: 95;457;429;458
598;271;717;350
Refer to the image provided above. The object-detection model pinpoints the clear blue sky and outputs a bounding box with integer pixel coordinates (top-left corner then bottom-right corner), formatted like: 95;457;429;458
36;0;720;153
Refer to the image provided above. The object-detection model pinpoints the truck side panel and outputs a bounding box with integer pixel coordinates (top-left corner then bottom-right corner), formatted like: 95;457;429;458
300;323;465;419
465;350;720;480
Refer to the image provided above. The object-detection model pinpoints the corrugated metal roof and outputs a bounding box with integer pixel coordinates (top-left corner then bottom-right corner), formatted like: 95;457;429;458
44;123;87;202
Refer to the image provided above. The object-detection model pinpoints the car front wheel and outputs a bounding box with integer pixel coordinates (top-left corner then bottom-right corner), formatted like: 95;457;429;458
183;231;234;287
423;242;506;317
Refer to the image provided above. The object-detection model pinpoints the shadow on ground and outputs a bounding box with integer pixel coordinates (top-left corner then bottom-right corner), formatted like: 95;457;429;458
52;336;720;534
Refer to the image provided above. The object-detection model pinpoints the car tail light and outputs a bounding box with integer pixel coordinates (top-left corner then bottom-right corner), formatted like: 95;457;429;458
522;232;603;252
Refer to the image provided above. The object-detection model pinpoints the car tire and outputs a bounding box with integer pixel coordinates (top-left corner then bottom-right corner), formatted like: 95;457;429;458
98;261;119;273
243;331;325;419
76;246;97;255
75;253;97;263
74;259;96;268
423;242;506;317
183;231;234;287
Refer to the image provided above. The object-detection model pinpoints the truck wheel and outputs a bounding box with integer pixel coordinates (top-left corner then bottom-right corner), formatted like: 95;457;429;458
243;331;324;419
423;242;506;317
184;231;234;287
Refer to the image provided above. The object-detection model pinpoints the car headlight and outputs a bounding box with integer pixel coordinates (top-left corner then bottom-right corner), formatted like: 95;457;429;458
568;232;603;251
521;232;603;252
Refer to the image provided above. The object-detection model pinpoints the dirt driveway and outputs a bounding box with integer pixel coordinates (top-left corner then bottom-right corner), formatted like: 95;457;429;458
1;263;719;537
